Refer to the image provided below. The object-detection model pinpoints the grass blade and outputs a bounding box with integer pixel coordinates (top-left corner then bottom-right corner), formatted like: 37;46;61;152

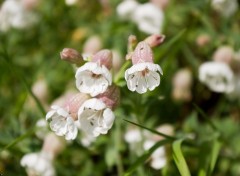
208;139;221;175
124;139;171;176
123;119;177;140
172;139;191;176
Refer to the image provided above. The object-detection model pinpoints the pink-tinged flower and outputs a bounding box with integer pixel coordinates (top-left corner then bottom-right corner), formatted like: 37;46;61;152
20;151;55;176
78;98;115;137
172;69;192;102
60;48;83;65
46;93;89;140
125;41;163;94
75;50;112;96
199;61;235;93
83;35;102;55
212;46;234;64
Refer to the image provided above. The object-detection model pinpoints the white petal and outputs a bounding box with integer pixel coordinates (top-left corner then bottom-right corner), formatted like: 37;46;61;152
46;110;56;120
136;76;147;94
146;71;160;91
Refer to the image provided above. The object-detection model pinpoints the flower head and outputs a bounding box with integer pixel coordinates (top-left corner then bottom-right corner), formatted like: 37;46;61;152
20;151;55;176
199;61;235;93
78;98;115;137
211;0;238;17
116;0;139;20
75;50;112;96
132;3;164;34
125;41;163;94
46;93;89;140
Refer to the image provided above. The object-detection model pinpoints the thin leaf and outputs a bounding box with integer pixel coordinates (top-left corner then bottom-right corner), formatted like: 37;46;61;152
123;119;177;140
2;127;36;151
172;139;191;176
124;139;171;176
1;52;46;116
208;139;221;175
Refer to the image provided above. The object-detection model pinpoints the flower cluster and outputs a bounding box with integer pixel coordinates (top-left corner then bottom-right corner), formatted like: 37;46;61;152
199;46;240;99
21;133;64;176
46;49;120;140
0;0;39;32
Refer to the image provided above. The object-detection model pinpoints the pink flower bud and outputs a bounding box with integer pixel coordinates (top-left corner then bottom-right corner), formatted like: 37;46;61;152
132;41;153;64
144;34;165;48
150;0;170;9
92;49;113;69
63;93;90;120
96;85;120;109
60;48;83;65
42;133;65;158
196;34;211;47
83;36;102;54
213;46;234;64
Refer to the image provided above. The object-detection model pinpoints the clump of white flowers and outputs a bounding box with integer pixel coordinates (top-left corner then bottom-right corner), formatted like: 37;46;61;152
117;0;164;34
46;48;120;140
199;46;240;99
125;35;164;94
0;0;39;32
211;0;238;17
21;133;64;176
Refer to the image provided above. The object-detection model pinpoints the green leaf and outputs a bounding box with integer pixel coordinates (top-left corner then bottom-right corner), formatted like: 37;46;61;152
172;139;191;176
124;139;171;176
208;139;221;175
123;119;176;140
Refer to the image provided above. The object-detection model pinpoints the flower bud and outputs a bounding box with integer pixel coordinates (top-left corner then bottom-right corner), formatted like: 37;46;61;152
132;41;153;64
172;69;192;101
42;133;65;158
92;49;113;69
144;34;165;48
60;48;83;65
196;34;211;47
63;93;90;120
83;35;102;54
96;85;120;109
128;35;138;52
213;46;234;64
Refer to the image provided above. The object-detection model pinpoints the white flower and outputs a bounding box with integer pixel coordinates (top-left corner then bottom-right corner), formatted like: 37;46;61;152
20;151;55;176
144;140;167;170
124;128;142;144
36;119;49;139
132;3;164;34
125;62;163;94
75;62;112;96
0;0;38;32
116;0;139;20
199;61;235;93
78;98;115;137
46;105;78;140
65;0;78;6
211;0;238;17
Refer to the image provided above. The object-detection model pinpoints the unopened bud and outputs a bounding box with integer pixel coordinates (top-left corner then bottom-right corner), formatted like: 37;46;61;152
213;46;234;64
60;48;83;65
63;93;90;120
196;34;211;47
42;133;65;157
96;85;120;109
92;49;113;69
83;36;102;54
128;35;137;53
132;41;153;64
144;34;165;48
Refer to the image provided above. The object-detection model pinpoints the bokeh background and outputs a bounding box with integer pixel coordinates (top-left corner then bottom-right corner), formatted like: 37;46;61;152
0;0;240;175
